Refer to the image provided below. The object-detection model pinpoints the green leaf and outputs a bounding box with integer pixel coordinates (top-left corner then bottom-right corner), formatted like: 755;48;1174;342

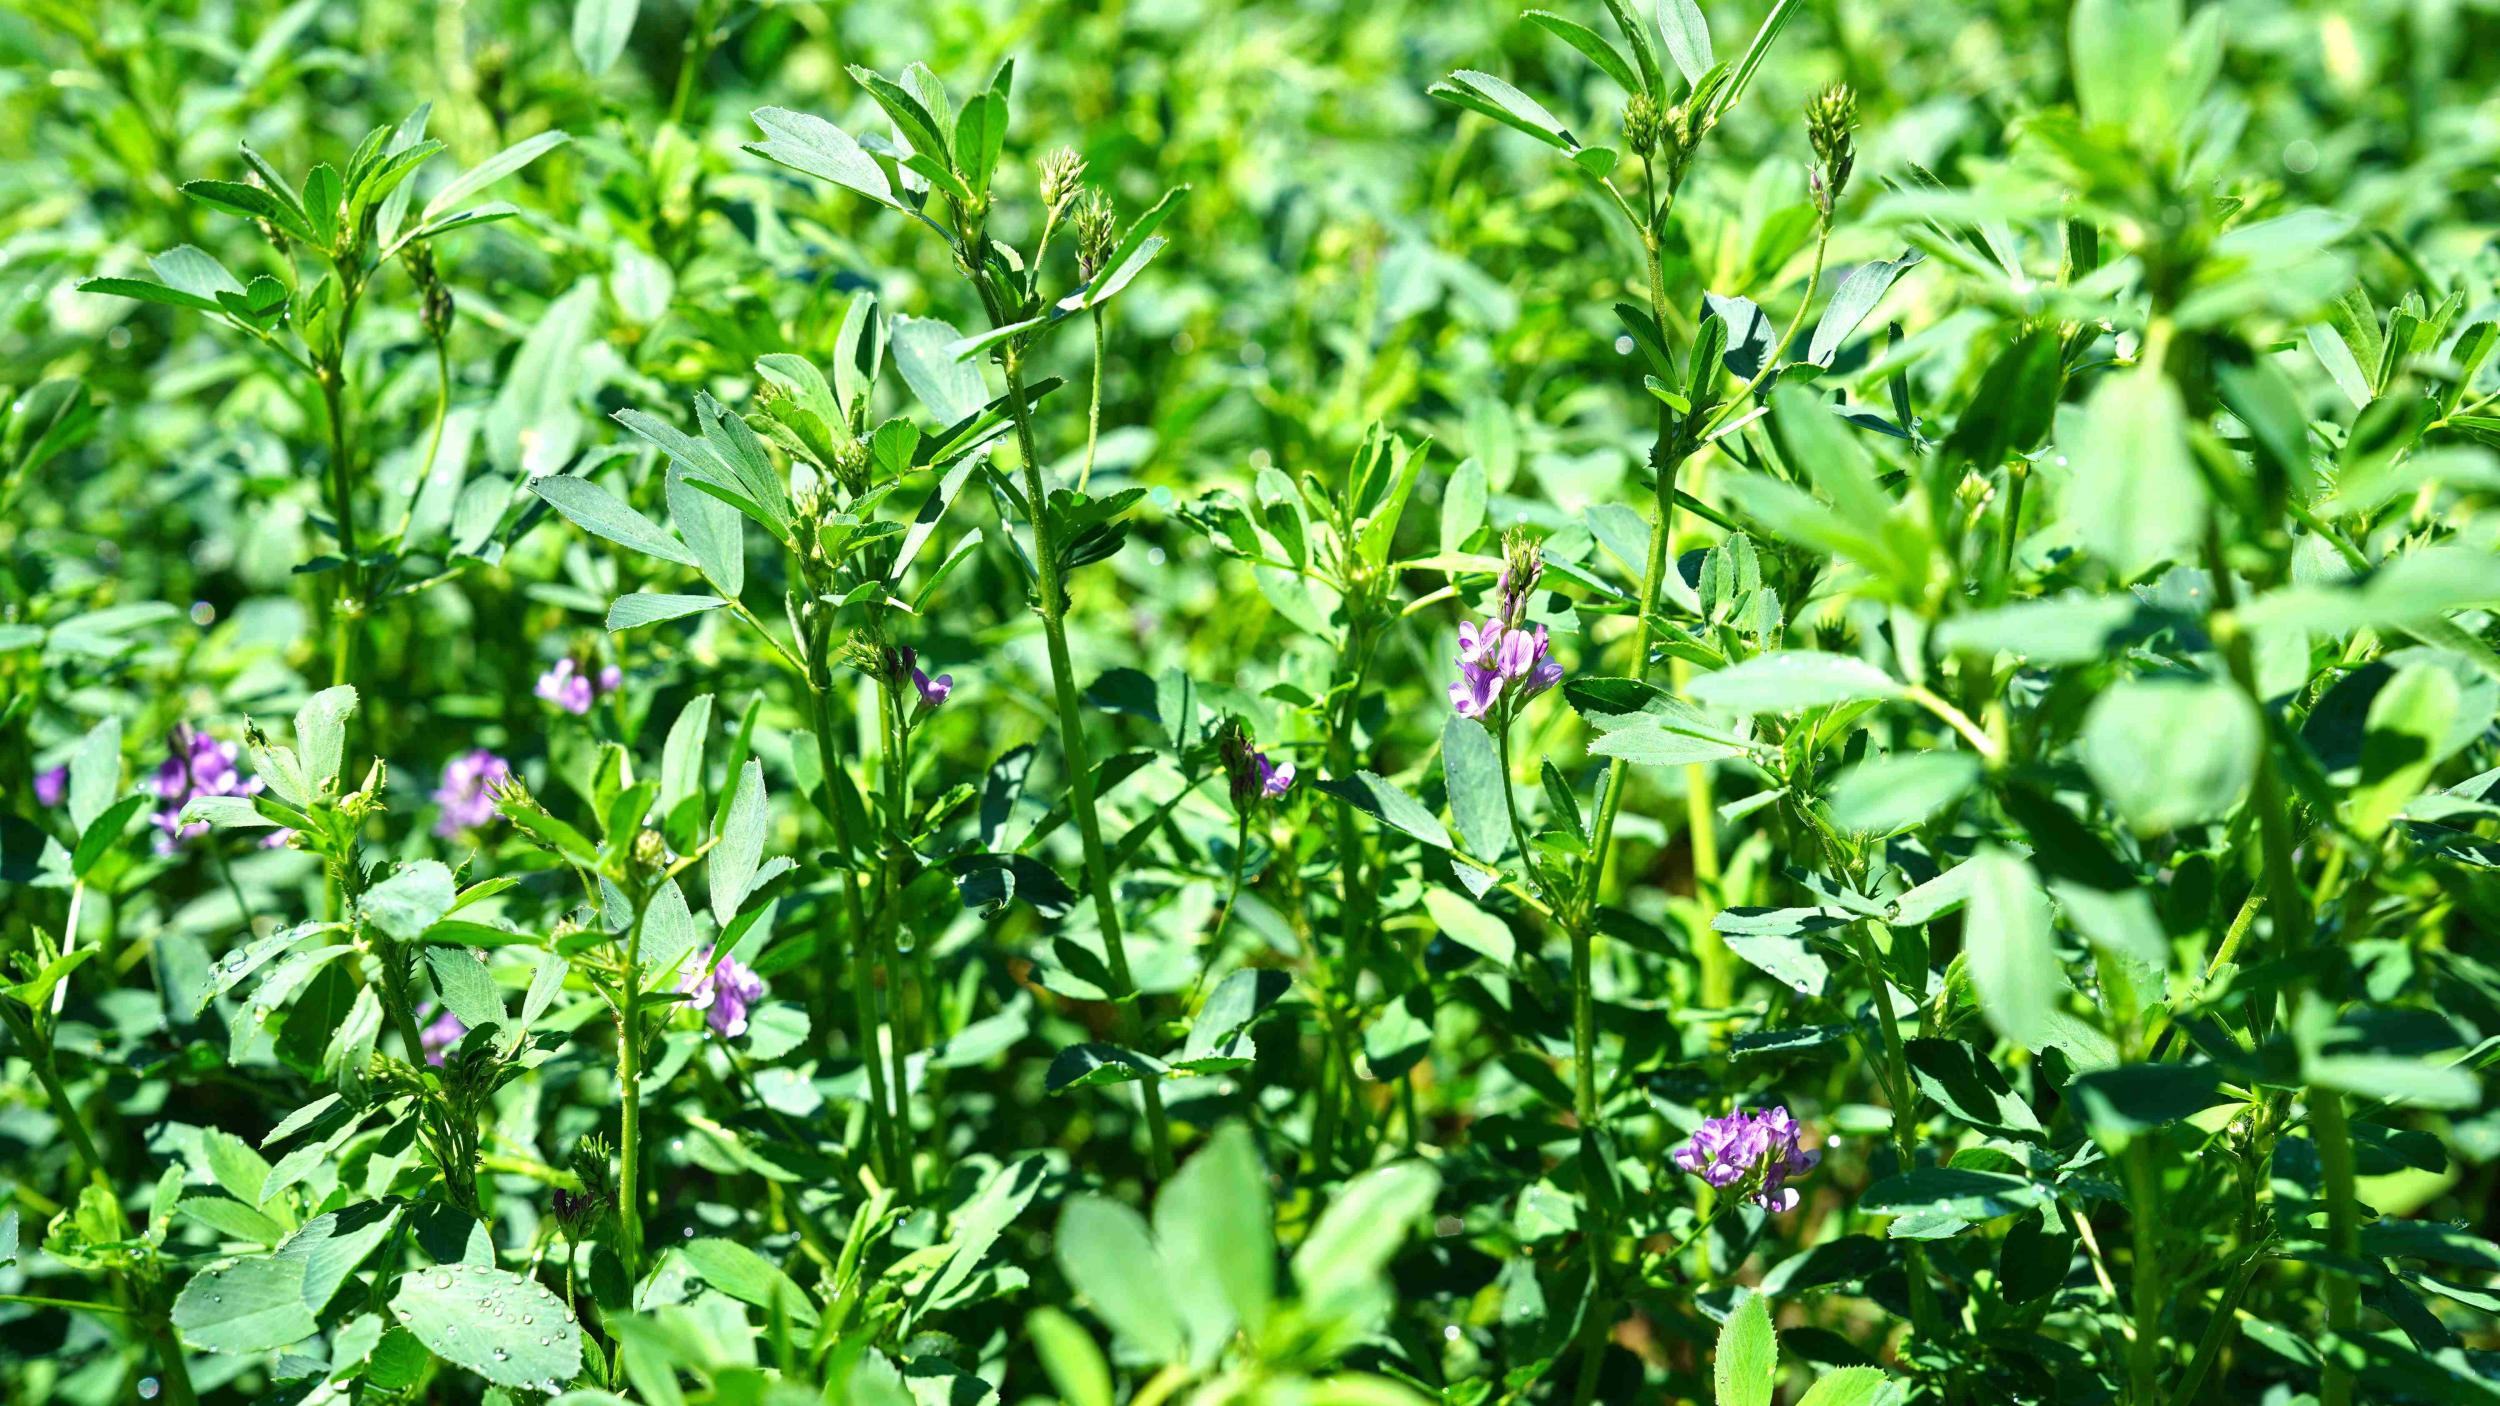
709;760;766;926
1657;0;1714;85
1155;1123;1274;1341
173;1257;318;1353
71;792;147;878
2079;676;2258;834
1689;651;1902;714
746;107;900;209
363;862;457;941
423;947;502;1029
1809;251;1924;367
2064;364;2204;581
606;592;725;631
389;1261;584;1389
1859;1166;2052;1224
531;474;697;567
1713;1292;1776;1406
1525;12;1640;93
1316;771;1453;851
1423;888;1515;966
1440;715;1509;860
1292;1160;1439;1310
1028;1308;1113;1406
1056;1197;1185;1363
1429;71;1578;152
1794;1367;1894;1406
67;715;123;835
419;131;571;228
572;0;638;75
1963;848;2060;1053
681;1236;822;1326
2347;662;2459;839
1824;752;1981;835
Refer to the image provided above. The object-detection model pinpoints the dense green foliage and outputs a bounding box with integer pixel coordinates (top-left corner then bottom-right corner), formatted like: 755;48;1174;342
6;1;2500;1403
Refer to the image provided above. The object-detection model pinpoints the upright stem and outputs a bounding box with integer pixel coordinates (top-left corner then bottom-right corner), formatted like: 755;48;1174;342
874;676;919;1195
616;900;647;1284
998;346;1175;1178
1851;922;1947;1340
2127;1137;2165;1403
319;369;361;689
1079;309;1106;494
807;675;905;1189
2208;544;2350;1400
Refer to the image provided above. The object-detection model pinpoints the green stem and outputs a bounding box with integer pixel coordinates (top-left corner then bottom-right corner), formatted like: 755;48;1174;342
2165;1245;2267;1406
2127;1137;2165;1403
999;346;1175;1178
318;367;361;689
616;900;648;1284
807;676;905;1191
1851;922;1947;1341
2311;1086;2359;1406
875;676;919;1197
1079;308;1106;494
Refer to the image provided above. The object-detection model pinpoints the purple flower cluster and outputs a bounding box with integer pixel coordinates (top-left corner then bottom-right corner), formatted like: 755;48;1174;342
895;647;953;711
35;765;68;807
150;727;267;855
679;946;765;1039
536;657;623;715
419;1006;467;1066
1672;1105;1820;1212
1447;619;1563;721
432;749;511;839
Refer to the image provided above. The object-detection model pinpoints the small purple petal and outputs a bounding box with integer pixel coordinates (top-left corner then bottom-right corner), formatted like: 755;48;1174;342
679;945;766;1039
34;765;68;808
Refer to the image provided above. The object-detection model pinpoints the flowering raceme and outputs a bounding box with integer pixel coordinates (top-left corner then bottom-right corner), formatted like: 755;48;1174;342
1673;1106;1821;1212
150;727;267;854
1448;534;1564;722
536;657;622;715
432;749;510;838
680;946;765;1039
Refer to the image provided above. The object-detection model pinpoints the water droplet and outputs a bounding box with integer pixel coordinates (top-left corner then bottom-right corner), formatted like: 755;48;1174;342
538;1336;551;1347
139;1379;161;1401
522;1314;534;1325
492;1347;509;1362
433;1272;452;1289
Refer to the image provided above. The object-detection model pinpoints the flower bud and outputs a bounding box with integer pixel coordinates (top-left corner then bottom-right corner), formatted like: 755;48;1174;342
1039;146;1087;211
1806;84;1857;220
1623;94;1662;158
1073;189;1117;282
1497;530;1545;629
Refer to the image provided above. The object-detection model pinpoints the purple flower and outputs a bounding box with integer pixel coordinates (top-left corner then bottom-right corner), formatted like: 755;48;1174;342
432;749;511;839
1256;753;1295;799
1447;619;1562;721
34;765;68;808
536;658;594;715
149;726;265;855
1218;721;1295;809
598;663;623;693
895;647;953;711
679;946;765;1039
1672;1105;1820;1212
419;1006;467;1066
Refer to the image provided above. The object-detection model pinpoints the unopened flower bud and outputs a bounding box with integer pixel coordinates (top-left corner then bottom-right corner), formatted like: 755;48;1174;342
631;828;670;873
1039;146;1087;210
1806;84;1857;219
1623;93;1662;158
1497;530;1545;630
1073;189;1117;282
